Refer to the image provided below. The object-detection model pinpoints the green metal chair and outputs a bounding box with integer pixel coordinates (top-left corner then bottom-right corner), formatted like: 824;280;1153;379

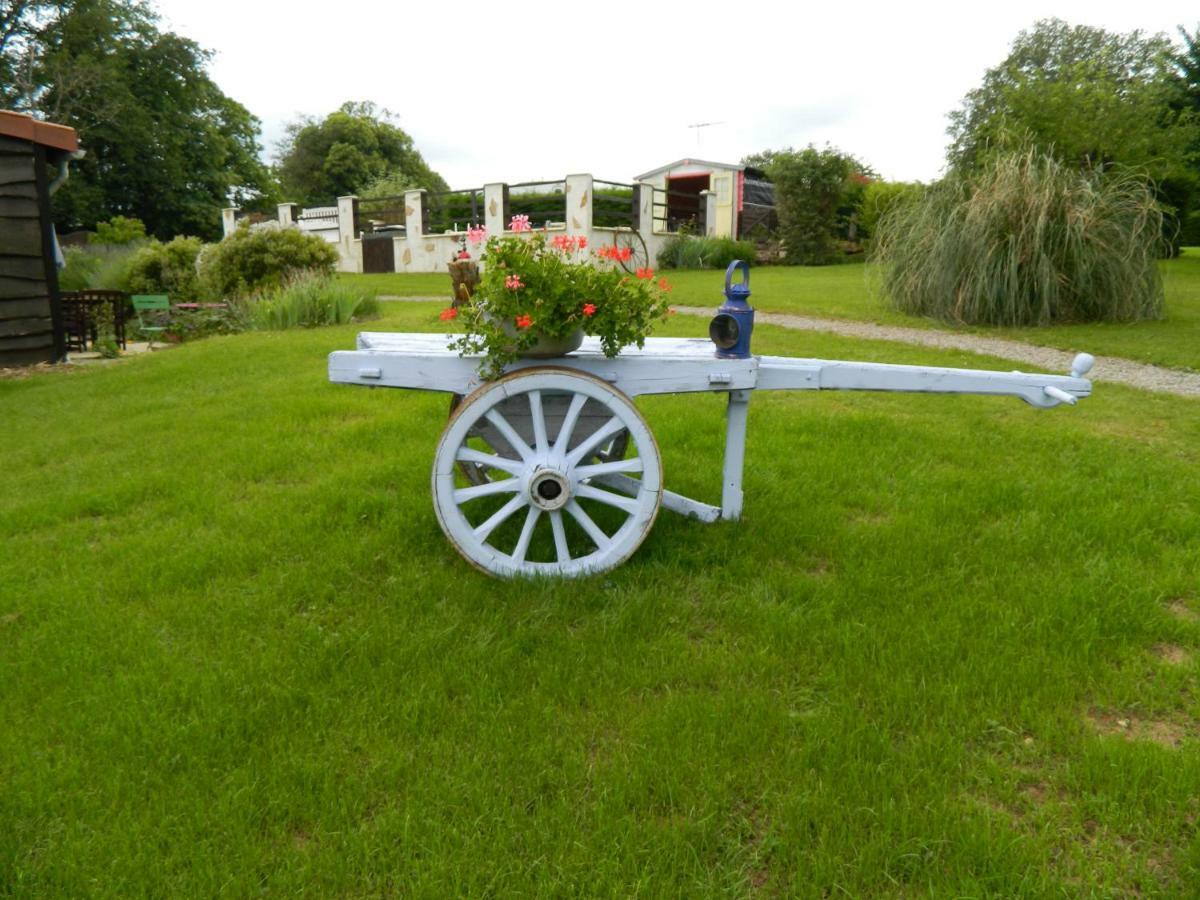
130;295;170;349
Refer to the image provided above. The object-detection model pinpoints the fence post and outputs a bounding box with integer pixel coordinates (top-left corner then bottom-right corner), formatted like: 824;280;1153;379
277;203;298;228
483;182;506;236
700;190;718;237
336;195;360;273
636;183;655;246
565;173;593;238
221;207;239;238
404;190;425;237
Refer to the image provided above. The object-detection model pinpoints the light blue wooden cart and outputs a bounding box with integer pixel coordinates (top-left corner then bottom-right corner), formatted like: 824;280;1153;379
330;332;1093;578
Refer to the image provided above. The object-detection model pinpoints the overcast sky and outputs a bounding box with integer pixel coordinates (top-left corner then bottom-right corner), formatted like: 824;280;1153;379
153;0;1197;189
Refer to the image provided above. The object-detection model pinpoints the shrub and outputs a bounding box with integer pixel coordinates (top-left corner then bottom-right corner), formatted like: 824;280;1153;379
768;146;870;265
239;272;378;330
858;181;924;242
125;236;203;302
91;215;147;245
871;149;1164;326
57;243;142;291
199;223;339;300
656;235;757;270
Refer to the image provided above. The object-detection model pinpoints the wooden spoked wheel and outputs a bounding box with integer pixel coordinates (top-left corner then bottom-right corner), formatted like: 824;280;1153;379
612;228;649;274
432;368;662;578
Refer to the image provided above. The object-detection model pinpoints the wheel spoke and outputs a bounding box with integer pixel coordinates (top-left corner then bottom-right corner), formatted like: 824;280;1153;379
456;447;524;476
454;478;521;503
566;416;626;467
511;506;541;564
566;500;611;550
574;458;643;479
473;494;527;543
549;510;570;563
528;390;549;453
485;409;533;462
574;482;640;514
552;393;588;455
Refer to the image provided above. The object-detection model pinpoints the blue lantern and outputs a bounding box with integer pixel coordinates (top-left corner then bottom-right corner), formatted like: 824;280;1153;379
709;260;754;359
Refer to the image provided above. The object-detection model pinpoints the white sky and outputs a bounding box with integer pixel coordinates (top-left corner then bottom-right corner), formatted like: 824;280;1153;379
154;0;1197;189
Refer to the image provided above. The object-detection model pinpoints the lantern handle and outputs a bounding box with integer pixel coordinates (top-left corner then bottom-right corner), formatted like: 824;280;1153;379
724;260;750;297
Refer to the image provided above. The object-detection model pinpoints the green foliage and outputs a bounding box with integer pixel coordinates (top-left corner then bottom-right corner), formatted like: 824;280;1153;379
56;242;143;291
947;19;1199;253
239;272;379;330
198;224;339;300
656;235;757;270
765;146;872;265
276;101;447;205
451;230;671;378
857;181;924;242
91;215;146;245
871;148;1165;326
8;0;273;240
125;236;203;302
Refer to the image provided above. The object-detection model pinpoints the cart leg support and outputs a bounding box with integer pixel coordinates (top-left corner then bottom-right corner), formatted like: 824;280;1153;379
722;390;750;520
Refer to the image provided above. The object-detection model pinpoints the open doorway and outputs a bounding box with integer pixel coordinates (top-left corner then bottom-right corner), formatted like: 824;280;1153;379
666;173;710;232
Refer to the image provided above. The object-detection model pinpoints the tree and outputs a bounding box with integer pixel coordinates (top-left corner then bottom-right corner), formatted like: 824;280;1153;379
753;146;873;265
275;102;448;205
2;0;273;240
947;19;1199;250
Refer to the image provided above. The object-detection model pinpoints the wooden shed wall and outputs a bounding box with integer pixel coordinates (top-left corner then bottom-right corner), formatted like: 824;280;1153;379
0;134;61;366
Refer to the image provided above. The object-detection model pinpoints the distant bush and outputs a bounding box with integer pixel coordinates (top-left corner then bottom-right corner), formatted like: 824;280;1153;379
858;181;924;242
57;243;142;291
239;272;378;330
199;223;339;299
125;236;203;302
871;148;1164;326
657;235;757;270
767;146;870;265
91;215;147;245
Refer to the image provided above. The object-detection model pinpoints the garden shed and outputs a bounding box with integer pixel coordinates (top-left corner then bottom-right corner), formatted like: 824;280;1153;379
0;110;81;366
634;158;774;239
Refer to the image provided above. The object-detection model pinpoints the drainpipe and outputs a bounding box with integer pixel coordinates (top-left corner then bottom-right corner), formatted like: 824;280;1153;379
48;149;86;195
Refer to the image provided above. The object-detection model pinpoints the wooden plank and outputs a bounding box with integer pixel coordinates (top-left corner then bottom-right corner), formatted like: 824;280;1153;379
0;136;32;153
0;276;49;299
0;297;51;317
0;217;41;255
33;144;65;362
0;344;54;366
0;155;35;186
0;316;52;337
0;256;48;280
0;182;38;200
0;196;38;218
0;331;53;350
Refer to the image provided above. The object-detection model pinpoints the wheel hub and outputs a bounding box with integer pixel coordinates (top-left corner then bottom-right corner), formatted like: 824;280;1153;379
529;468;570;511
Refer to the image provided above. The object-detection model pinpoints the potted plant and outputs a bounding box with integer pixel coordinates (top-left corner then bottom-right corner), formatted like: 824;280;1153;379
441;216;673;379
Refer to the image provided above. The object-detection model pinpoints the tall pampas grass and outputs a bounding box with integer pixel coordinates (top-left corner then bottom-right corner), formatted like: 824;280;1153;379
871;149;1164;326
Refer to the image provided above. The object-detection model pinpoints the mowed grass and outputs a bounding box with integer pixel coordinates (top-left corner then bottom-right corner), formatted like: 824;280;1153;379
2;303;1199;895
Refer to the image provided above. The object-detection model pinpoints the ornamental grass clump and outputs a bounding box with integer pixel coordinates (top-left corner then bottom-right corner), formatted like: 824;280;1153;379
871;149;1165;326
444;217;672;378
242;272;378;330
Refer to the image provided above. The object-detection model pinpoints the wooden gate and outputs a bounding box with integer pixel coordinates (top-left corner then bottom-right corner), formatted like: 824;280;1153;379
362;234;395;273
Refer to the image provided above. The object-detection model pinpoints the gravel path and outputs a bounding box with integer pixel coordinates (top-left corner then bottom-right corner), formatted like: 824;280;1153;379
675;307;1200;398
379;296;1199;398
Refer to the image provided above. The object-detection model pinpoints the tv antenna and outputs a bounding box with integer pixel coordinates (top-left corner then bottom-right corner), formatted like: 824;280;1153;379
687;121;726;146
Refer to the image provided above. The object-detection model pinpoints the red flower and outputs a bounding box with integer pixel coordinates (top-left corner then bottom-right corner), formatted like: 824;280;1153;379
618;246;633;262
658;277;672;292
505;274;525;290
439;307;458;321
457;250;470;260
577;236;587;249
515;314;533;329
582;303;596;316
635;267;654;279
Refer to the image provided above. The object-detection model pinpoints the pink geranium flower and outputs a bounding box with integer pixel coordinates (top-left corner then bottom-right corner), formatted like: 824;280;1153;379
505;274;525;290
467;225;487;245
510;214;531;233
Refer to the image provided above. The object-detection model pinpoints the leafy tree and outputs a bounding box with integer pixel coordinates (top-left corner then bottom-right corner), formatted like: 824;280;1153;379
756;146;872;265
2;0;273;240
947;19;1199;251
91;214;146;244
275;102;447;205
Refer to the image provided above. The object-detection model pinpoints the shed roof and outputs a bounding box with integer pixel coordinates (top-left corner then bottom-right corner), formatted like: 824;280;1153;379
0;110;79;154
634;157;744;181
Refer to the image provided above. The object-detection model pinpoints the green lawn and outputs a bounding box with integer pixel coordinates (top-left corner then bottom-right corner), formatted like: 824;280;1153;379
3;303;1199;895
350;250;1200;371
